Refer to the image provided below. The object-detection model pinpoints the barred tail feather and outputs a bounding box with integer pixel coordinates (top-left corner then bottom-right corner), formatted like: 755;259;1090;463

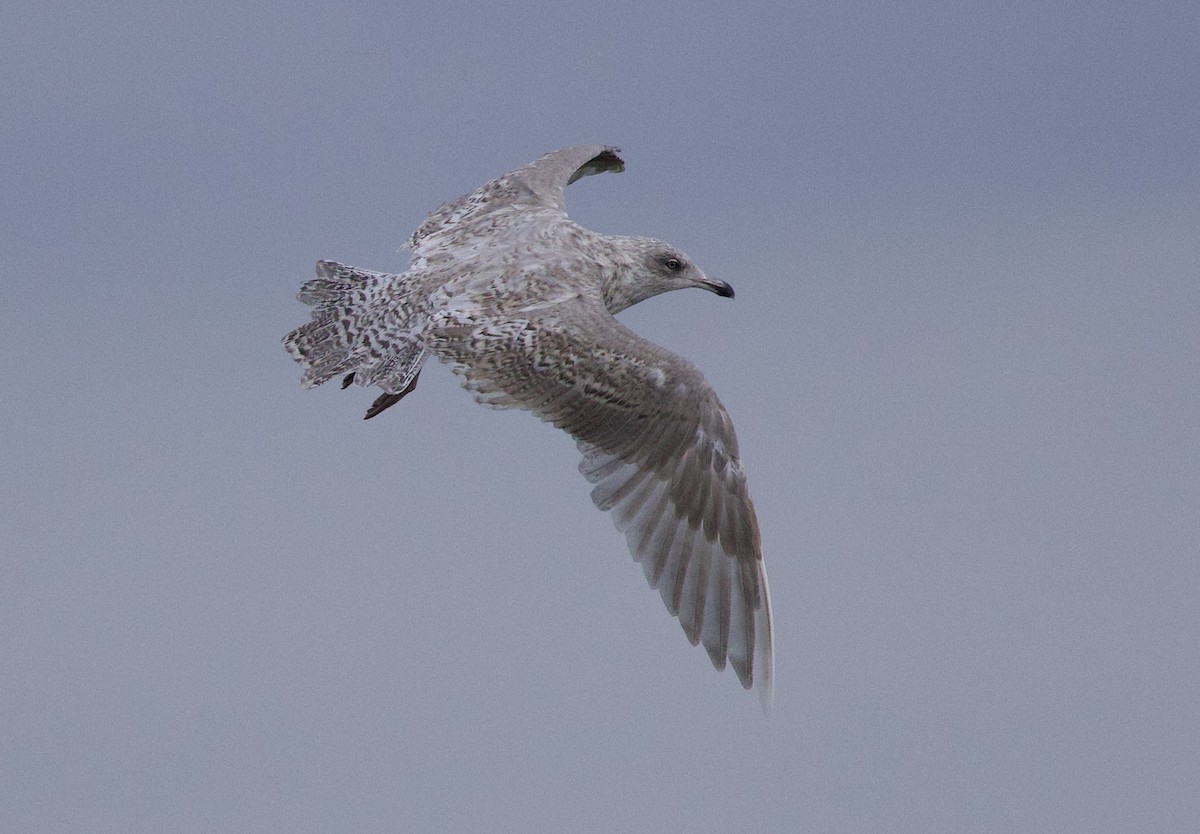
283;261;427;401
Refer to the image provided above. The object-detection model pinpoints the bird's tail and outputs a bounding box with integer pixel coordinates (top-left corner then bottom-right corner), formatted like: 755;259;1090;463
283;260;427;401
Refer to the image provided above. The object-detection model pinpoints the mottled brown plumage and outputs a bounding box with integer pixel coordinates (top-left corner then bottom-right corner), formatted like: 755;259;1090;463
283;146;774;707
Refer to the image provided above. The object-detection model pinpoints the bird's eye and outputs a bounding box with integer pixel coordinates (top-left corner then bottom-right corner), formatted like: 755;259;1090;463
665;257;682;271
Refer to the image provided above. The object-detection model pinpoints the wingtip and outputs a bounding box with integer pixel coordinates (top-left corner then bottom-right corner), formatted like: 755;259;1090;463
758;686;774;716
566;146;626;184
756;665;775;716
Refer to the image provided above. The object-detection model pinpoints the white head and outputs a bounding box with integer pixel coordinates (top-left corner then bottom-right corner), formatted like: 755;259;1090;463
601;235;734;313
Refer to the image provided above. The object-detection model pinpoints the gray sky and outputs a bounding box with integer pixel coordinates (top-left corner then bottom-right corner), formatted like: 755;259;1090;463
3;2;1198;831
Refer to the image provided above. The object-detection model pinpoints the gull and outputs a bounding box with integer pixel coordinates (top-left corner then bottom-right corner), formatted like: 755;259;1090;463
284;146;774;707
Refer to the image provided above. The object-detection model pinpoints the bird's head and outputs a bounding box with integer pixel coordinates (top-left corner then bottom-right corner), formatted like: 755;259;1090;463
602;236;733;313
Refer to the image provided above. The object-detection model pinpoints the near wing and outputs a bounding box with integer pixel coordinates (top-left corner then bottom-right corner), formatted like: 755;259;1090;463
427;295;775;705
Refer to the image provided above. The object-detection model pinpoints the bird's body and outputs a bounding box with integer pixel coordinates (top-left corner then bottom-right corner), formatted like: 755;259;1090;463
284;145;774;707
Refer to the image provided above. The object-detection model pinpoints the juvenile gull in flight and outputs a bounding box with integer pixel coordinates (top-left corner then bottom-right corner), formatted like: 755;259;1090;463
283;145;774;707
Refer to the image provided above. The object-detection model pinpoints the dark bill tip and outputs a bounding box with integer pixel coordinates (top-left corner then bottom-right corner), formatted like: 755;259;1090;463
705;278;735;299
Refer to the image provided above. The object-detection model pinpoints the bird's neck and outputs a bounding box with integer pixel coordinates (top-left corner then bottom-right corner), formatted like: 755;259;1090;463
597;234;656;314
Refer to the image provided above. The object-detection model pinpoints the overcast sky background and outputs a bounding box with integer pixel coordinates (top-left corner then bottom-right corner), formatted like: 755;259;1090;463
3;2;1198;831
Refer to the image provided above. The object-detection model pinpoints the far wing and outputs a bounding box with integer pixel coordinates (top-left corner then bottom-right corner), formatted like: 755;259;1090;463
408;145;624;257
427;296;774;705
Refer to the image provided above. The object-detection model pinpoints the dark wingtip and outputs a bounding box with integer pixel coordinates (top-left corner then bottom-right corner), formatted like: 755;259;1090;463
567;147;625;184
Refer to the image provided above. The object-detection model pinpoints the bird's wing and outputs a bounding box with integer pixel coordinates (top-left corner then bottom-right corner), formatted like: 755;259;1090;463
426;294;774;705
408;145;624;257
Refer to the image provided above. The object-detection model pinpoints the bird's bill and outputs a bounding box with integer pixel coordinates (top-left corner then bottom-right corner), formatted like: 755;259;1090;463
699;276;735;298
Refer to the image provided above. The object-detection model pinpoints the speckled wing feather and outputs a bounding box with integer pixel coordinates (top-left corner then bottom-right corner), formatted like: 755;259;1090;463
427;295;775;705
407;145;624;260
